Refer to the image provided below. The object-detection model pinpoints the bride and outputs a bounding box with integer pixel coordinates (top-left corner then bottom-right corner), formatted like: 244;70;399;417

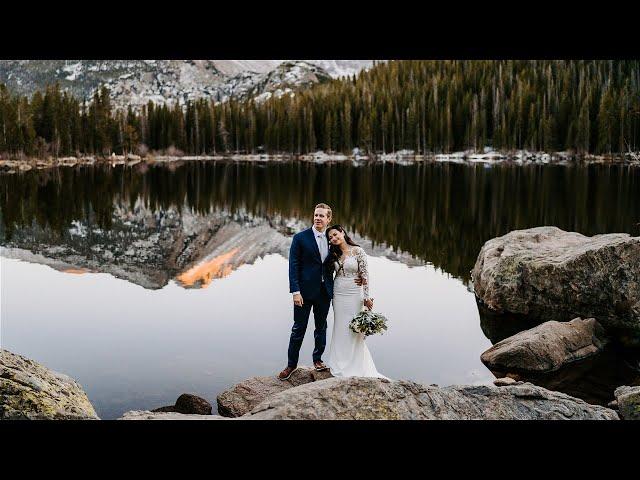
325;225;388;379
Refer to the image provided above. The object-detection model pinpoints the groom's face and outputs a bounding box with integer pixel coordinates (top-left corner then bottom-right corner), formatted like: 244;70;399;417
313;208;331;231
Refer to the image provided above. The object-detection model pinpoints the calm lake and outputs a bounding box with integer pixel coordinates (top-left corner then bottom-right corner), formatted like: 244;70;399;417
2;160;640;419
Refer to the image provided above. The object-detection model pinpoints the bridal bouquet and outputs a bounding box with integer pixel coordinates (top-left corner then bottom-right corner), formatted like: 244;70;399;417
349;309;388;336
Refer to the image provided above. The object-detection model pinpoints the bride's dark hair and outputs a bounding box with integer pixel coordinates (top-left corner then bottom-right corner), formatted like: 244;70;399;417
326;224;359;262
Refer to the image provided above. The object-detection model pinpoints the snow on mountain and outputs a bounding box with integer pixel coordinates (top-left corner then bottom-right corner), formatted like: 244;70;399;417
220;61;332;103
0;60;374;109
212;60;283;75
100;60;226;108
209;60;372;78
304;60;374;78
101;60;333;108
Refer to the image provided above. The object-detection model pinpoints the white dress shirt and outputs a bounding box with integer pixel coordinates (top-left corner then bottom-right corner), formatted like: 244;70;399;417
292;226;327;297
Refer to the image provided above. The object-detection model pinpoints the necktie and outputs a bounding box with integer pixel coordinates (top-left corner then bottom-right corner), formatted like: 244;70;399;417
317;234;326;262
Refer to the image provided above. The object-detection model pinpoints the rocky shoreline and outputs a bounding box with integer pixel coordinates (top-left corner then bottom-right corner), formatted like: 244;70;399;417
1;349;637;420
1;150;639;174
471;226;640;405
2;226;639;421
126;226;639;419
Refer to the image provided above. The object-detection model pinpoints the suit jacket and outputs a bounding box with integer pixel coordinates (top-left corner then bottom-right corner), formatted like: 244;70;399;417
289;227;334;300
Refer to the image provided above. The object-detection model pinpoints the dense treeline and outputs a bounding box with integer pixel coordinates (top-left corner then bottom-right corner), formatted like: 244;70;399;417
1;60;639;157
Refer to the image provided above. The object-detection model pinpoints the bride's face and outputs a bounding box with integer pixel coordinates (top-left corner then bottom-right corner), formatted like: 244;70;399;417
327;229;345;246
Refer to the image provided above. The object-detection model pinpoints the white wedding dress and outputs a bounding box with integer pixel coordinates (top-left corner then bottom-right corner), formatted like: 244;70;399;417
326;246;389;379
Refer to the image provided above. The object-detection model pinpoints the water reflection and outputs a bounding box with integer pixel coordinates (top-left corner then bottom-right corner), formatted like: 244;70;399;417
1;161;639;416
477;302;544;344
2;161;639;284
1;254;493;419
484;345;640;406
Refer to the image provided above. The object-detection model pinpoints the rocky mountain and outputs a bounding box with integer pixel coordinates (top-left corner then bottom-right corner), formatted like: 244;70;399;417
305;60;374;78
0;60;373;109
211;60;373;78
225;61;333;103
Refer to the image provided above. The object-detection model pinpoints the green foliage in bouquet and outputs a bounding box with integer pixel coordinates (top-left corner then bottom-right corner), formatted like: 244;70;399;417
349;310;389;336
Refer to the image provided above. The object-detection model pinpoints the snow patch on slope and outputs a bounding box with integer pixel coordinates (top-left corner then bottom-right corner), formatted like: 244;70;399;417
63;62;83;81
304;60;374;78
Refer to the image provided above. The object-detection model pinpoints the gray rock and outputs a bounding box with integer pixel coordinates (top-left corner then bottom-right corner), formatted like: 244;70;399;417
0;349;99;420
243;377;618;420
481;317;609;374
471;227;640;345
493;377;520;386
614;385;640;420
217;366;332;417
119;410;228;420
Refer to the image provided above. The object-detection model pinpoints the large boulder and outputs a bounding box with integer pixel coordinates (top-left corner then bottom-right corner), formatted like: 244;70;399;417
471;227;640;345
217;366;332;417
481;317;609;375
243;377;618;420
0;349;99;420
614;385;640;420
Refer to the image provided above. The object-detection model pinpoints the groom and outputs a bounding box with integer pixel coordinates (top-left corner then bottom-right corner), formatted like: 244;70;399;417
278;203;363;380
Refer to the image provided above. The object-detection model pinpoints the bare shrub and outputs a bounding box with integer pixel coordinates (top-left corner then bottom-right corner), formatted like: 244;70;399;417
166;145;184;157
136;143;149;157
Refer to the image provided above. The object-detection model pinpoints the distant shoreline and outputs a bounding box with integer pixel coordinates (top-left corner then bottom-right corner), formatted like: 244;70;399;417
2;150;639;174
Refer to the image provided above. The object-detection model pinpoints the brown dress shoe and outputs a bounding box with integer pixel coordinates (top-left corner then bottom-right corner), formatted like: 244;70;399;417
313;360;329;371
278;366;298;380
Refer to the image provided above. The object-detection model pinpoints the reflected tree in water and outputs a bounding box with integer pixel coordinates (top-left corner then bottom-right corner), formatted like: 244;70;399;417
1;162;639;282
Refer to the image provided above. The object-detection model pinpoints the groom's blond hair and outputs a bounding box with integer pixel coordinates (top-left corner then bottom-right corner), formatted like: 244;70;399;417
315;203;332;220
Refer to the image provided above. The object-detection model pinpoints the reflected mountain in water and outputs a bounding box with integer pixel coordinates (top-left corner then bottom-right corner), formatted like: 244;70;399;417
1;160;639;288
0;197;423;290
176;248;239;288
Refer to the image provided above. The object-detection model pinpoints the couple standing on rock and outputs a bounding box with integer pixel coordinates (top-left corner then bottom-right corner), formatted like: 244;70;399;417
277;203;388;381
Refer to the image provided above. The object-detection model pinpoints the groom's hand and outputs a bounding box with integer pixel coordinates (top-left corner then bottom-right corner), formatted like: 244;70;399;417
354;276;367;286
293;293;304;307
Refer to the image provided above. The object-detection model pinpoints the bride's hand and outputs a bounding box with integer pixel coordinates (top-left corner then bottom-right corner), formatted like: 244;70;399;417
364;298;374;310
354;275;367;286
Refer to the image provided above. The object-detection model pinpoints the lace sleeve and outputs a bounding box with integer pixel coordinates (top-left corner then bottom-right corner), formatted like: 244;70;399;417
355;247;370;299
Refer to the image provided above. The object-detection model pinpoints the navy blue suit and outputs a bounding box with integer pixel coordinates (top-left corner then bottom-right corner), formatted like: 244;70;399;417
287;227;334;367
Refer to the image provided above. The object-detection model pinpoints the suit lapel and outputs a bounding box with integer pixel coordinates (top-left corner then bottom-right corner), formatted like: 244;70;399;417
306;227;322;263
